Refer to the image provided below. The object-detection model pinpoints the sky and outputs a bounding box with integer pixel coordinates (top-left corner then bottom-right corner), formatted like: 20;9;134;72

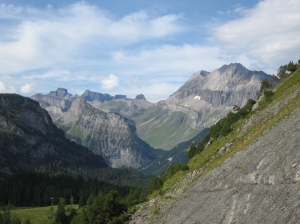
0;0;299;102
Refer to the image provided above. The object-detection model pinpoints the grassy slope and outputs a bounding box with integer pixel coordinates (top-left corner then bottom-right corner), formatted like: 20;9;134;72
152;67;300;196
3;204;79;224
135;105;201;150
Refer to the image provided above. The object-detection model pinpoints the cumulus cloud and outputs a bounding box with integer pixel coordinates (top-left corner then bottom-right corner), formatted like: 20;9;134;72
99;74;119;89
112;44;252;76
20;83;34;93
213;0;300;69
0;81;15;93
0;2;183;74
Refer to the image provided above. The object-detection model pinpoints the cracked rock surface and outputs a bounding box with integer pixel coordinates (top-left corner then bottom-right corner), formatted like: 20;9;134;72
131;106;300;224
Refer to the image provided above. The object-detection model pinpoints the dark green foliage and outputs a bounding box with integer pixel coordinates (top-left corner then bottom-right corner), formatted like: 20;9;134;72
260;80;272;94
145;162;189;195
259;79;276;102
86;193;96;206
147;176;163;194
0;173;133;207
72;190;128;224
0;206;25;224
55;198;66;223
160;163;189;182
34;165;151;188
23;219;31;224
264;90;274;102
187;143;197;160
277;60;299;79
188;98;256;159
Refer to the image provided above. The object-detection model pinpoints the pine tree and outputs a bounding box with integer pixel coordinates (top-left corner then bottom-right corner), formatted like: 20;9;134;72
55;197;66;223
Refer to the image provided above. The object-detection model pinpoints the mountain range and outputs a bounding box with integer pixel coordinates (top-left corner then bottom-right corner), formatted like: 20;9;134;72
32;89;158;169
30;63;271;172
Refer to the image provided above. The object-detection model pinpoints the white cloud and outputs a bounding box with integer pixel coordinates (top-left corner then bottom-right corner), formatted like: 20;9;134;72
0;81;15;93
99;74;119;89
0;2;183;74
20;83;34;93
112;44;254;76
213;0;300;70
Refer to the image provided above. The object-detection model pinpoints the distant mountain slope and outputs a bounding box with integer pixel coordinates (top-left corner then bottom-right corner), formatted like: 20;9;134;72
135;63;271;150
31;89;157;169
55;98;157;169
90;94;153;120
139;128;209;175
0;94;107;179
81;89;126;102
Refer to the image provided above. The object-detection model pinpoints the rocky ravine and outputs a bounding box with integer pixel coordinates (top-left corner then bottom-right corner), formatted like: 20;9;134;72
130;89;300;223
32;89;157;169
55;98;157;169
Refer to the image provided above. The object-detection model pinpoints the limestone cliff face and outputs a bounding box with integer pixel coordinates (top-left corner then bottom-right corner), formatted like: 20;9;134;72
0;94;107;179
55;98;157;169
167;63;269;107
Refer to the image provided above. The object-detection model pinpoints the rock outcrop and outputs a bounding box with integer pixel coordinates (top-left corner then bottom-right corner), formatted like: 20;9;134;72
135;94;146;100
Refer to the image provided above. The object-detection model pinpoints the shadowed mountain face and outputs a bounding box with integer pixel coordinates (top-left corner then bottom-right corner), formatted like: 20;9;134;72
0;94;107;179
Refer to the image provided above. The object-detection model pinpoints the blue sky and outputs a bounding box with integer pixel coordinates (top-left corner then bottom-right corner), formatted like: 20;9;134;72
0;0;299;102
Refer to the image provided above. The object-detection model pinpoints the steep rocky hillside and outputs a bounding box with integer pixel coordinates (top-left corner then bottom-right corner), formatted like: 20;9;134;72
129;67;300;223
0;94;107;179
135;63;271;150
55;98;157;169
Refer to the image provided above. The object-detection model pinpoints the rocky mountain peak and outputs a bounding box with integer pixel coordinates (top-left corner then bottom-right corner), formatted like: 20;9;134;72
48;88;72;99
135;94;146;100
167;63;270;108
69;98;93;114
81;90;114;102
81;90;126;102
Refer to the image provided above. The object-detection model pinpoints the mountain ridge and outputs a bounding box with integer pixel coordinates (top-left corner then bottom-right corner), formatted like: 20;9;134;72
0;93;107;179
129;65;300;223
